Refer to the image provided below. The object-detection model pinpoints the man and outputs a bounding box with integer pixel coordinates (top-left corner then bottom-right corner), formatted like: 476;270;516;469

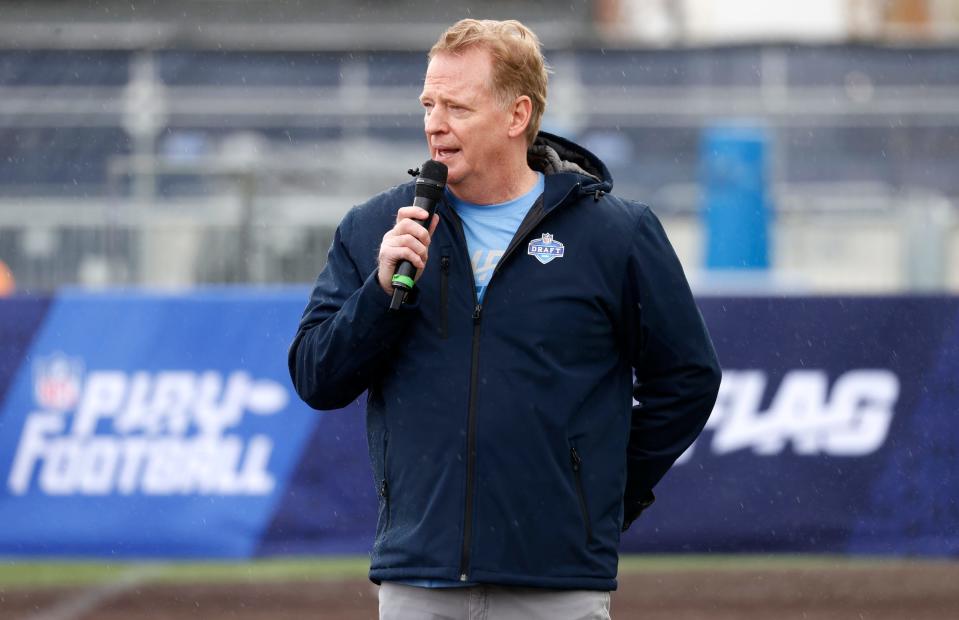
289;18;721;620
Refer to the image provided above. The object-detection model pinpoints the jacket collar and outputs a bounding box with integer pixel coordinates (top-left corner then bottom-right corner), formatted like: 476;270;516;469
530;131;613;212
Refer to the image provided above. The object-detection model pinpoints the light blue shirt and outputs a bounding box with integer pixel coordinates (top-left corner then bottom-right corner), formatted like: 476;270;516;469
446;172;545;303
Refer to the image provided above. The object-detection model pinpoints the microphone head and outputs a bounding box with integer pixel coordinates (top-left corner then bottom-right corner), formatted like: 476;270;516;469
415;159;448;201
420;159;448;184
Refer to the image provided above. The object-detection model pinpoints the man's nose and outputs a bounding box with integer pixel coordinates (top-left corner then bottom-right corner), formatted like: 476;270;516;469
425;108;447;134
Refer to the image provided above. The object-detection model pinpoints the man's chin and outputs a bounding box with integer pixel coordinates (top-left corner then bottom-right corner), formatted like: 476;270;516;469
442;167;464;187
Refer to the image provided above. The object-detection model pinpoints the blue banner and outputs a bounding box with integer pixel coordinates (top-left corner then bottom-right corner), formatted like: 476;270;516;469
0;292;957;558
632;297;959;557
0;289;320;557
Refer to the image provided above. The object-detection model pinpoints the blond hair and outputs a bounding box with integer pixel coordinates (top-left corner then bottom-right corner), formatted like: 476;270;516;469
429;19;549;145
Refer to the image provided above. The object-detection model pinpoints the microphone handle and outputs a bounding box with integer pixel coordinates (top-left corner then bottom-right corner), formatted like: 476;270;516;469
389;195;438;311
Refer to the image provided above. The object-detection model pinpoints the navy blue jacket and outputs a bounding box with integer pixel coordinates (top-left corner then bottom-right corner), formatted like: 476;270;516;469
289;132;721;591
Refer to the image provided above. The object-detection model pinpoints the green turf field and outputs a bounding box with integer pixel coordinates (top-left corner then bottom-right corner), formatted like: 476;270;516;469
0;556;369;588
1;555;949;589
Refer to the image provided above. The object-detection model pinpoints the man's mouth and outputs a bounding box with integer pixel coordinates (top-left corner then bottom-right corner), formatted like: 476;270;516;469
434;148;459;159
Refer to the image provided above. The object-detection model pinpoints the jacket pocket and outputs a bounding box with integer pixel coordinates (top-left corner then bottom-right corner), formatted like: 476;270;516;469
378;430;391;533
439;255;450;339
570;446;593;544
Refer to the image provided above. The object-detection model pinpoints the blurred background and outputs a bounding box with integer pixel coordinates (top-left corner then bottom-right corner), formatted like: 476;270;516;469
2;1;959;618
2;0;958;295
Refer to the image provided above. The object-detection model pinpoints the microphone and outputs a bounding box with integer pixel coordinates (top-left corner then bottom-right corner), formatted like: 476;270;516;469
389;159;448;311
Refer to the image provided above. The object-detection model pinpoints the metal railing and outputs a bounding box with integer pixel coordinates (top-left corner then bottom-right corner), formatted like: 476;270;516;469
1;171;953;293
1;46;958;293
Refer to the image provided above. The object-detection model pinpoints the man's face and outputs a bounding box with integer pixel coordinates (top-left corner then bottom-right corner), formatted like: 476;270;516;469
419;47;514;201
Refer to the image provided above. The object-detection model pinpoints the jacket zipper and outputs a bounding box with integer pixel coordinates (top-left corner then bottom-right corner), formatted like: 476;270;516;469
570;447;593;544
451;185;583;581
443;205;482;582
459;302;482;581
440;256;450;339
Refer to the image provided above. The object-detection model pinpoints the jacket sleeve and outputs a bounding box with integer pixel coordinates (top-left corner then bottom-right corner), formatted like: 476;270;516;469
288;208;419;411
622;206;722;528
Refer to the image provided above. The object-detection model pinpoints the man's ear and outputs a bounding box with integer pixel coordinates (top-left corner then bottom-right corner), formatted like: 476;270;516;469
507;95;532;139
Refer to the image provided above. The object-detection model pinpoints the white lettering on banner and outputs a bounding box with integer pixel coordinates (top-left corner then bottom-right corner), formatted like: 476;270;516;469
7;359;289;497
674;369;899;463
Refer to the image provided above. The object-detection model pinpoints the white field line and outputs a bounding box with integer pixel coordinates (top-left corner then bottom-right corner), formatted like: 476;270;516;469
21;566;163;620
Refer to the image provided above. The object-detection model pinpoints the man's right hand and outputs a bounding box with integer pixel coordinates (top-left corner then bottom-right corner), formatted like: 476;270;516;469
377;206;440;296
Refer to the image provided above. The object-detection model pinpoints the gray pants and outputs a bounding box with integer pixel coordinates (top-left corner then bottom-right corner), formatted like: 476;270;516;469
378;581;612;620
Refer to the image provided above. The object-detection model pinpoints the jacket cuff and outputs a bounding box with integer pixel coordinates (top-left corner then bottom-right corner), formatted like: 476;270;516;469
347;269;421;347
622;489;656;532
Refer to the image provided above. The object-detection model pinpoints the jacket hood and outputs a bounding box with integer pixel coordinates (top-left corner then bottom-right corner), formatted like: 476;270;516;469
528;131;613;194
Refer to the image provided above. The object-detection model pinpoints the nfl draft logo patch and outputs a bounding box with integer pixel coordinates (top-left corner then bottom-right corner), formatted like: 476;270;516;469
527;233;565;265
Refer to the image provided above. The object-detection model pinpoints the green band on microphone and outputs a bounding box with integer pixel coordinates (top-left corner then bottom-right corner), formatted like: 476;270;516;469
391;274;415;290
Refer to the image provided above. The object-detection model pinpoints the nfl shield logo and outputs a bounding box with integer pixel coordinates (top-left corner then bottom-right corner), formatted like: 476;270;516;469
527;232;565;265
33;353;84;411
